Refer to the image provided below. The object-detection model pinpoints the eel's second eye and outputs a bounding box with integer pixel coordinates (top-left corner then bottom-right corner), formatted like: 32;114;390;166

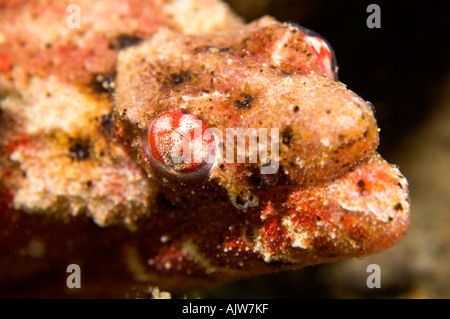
144;109;216;183
292;24;338;80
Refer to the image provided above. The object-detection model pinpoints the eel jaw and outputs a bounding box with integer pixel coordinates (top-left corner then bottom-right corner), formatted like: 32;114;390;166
252;152;411;264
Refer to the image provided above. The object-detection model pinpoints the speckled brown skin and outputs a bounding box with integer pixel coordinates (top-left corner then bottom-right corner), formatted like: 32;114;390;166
115;17;379;210
0;0;243;226
0;0;410;297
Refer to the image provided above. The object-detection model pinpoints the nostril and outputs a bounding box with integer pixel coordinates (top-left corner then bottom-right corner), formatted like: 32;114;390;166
144;109;216;183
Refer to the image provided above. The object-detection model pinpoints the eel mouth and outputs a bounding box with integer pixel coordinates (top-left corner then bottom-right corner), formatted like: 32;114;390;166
251;152;411;264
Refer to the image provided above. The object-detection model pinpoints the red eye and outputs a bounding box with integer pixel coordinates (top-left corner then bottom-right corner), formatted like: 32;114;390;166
293;25;338;80
303;34;336;80
144;109;216;182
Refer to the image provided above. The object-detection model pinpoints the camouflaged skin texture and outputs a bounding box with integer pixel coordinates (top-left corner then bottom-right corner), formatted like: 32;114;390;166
0;0;243;227
0;0;410;296
115;17;380;211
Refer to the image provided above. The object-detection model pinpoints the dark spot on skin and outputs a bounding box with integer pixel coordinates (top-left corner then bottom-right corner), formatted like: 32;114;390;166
357;179;367;195
219;164;225;169
236;195;245;206
90;72;116;94
100;112;114;134
173;76;183;85
86;180;92;187
171;71;191;85
338;139;356;150
293;105;299;112
388;216;393;221
326;109;331;114
357;179;366;188
394;203;403;211
194;45;214;54
108;34;143;50
250;164;282;190
250;174;273;191
235;98;253;109
282;126;294;146
316;215;322;221
69;141;90;161
259;175;272;190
